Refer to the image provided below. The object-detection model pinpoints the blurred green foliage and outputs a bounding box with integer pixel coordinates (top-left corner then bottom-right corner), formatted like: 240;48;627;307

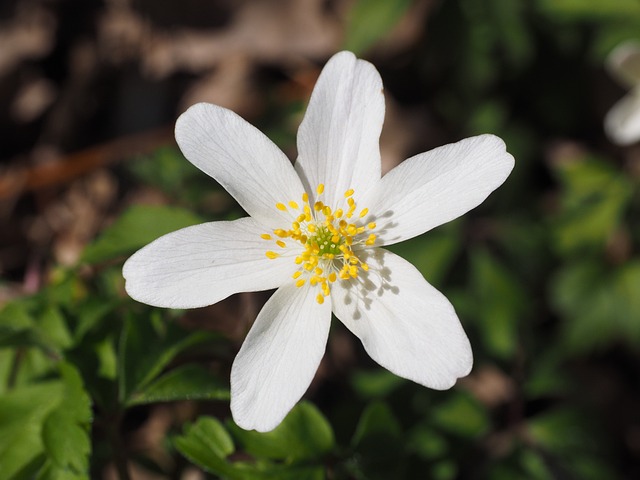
1;0;640;478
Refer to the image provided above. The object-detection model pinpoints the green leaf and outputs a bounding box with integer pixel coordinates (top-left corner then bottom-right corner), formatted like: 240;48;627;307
174;416;238;478
351;401;404;479
175;415;325;480
127;363;229;406
41;363;92;475
343;0;412;54
230;401;334;462
350;369;406;399
39;307;72;350
0;381;65;479
82;204;204;264
387;223;461;287
407;426;449;460
536;0;640;19
431;392;489;438
118;314;221;404
552;259;640;352
551;157;632;256
526;408;614;480
0;302;54;353
468;249;526;359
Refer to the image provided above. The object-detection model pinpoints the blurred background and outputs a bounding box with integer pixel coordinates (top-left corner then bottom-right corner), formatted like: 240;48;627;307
1;0;640;478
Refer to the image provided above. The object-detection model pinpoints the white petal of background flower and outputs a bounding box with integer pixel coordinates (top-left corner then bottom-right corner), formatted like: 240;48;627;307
607;41;640;89
605;89;640;146
175;103;304;230
295;51;384;207
361;134;514;246
230;282;332;432
123;217;298;309
331;248;472;390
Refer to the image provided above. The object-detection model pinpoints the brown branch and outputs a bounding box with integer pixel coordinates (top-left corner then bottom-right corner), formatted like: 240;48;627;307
0;126;173;200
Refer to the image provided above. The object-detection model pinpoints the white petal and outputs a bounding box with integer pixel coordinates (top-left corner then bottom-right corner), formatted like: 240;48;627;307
331;248;472;390
175;103;305;230
607;41;640;88
123;217;298;309
295;51;384;208
605;90;640;146
230;283;331;432
361;134;514;246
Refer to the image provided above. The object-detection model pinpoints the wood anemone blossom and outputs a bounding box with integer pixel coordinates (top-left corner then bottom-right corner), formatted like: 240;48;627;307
123;51;515;432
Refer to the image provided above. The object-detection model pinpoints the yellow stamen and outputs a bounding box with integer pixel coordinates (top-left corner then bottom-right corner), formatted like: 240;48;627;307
268;185;376;300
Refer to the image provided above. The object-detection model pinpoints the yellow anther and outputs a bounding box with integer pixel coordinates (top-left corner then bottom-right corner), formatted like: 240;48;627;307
270;185;376;298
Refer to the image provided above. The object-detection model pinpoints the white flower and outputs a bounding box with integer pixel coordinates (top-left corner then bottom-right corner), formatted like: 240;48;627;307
123;51;515;432
605;41;640;145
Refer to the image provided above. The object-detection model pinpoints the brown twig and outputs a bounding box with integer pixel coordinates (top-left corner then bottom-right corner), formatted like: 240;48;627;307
0;126;173;200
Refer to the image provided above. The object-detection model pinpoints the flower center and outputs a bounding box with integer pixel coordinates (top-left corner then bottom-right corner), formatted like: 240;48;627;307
262;184;377;304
